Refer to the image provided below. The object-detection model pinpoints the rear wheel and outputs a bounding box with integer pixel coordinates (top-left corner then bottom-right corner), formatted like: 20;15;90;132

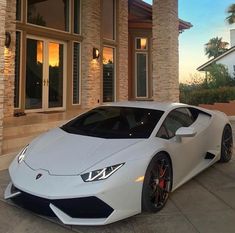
142;153;172;213
219;125;233;163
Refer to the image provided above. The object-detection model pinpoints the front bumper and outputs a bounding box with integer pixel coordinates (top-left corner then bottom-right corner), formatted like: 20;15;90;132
5;159;145;225
5;182;114;225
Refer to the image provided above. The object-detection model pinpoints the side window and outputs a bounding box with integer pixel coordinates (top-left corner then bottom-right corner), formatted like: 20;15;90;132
157;108;194;139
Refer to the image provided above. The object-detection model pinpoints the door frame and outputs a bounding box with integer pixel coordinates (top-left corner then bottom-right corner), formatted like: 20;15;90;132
25;35;67;113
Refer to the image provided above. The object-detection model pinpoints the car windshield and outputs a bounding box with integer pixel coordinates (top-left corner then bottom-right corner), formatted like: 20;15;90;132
61;106;164;139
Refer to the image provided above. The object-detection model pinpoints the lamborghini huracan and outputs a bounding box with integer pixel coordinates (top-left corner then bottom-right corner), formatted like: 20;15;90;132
5;102;233;225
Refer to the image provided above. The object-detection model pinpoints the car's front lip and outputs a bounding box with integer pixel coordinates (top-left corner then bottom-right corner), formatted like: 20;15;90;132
5;182;116;225
5;157;146;225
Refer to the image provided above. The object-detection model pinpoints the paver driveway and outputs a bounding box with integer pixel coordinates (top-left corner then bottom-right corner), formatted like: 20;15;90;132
0;122;235;233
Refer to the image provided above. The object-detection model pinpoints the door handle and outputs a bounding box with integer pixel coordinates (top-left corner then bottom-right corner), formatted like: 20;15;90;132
43;79;49;86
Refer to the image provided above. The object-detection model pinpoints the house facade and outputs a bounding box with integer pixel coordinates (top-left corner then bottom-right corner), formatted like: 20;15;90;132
198;29;235;77
0;0;191;164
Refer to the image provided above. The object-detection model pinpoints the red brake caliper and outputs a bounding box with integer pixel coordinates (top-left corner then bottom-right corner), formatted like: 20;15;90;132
159;167;165;189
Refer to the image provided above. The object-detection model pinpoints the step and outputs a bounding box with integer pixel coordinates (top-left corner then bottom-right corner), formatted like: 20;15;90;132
3;120;66;138
2;132;43;155
2;120;66;156
0;152;17;171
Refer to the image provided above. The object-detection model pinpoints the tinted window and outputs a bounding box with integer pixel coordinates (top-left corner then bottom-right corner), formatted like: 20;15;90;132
27;0;70;31
62;106;164;139
102;0;115;40
157;108;194;139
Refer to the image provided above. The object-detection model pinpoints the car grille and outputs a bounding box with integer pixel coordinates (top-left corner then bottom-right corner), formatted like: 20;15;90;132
12;187;114;219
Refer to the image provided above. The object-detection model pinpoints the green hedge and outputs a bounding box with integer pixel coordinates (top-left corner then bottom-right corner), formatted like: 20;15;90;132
180;86;235;106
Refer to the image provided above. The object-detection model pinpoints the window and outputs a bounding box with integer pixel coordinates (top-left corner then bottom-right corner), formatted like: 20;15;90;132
27;0;70;32
73;42;80;104
136;53;148;97
135;38;148;98
74;0;81;34
14;31;21;108
136;38;148;50
61;106;164;139
157;108;194;139
16;0;21;21
102;0;115;40
103;47;115;102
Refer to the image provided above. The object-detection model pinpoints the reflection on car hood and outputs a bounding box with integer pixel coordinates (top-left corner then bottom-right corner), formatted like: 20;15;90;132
24;128;142;176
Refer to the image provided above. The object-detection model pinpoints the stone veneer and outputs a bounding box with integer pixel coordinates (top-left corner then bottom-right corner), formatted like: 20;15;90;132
152;0;179;102
81;0;129;106
117;0;129;101
0;0;16;156
81;0;102;108
0;0;7;155
3;0;16;118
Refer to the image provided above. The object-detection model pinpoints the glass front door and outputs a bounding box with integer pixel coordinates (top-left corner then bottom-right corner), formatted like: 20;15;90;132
26;37;66;111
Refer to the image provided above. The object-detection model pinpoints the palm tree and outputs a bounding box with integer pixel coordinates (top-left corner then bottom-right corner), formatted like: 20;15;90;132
205;37;229;59
226;4;235;24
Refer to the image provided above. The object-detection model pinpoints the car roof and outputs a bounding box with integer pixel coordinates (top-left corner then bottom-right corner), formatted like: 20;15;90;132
104;101;188;112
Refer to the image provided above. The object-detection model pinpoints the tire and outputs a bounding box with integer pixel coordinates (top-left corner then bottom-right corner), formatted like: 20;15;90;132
142;153;172;213
219;124;233;163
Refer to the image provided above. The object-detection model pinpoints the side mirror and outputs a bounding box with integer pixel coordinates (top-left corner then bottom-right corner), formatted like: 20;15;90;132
175;127;197;138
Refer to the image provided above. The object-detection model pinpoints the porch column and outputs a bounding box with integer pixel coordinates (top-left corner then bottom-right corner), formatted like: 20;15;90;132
0;0;7;155
152;0;179;102
117;0;128;101
81;0;102;108
3;0;16;117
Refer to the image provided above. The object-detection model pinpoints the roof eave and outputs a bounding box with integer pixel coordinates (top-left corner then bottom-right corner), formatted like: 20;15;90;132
197;46;235;71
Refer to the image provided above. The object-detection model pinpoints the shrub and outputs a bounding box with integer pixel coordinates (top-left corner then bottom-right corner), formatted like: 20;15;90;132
205;63;235;88
180;86;235;105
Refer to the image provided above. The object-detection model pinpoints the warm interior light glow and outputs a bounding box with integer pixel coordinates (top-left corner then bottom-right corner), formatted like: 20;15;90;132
37;41;43;64
36;42;60;66
140;38;147;50
49;42;59;67
103;47;113;64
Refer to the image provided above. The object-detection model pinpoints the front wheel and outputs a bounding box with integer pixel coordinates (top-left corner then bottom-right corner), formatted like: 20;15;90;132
219;124;233;163
142;153;172;213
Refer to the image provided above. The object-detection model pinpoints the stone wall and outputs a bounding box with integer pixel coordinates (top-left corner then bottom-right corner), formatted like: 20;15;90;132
152;0;179;102
0;0;7;155
81;0;102;108
3;0;16;117
117;0;128;101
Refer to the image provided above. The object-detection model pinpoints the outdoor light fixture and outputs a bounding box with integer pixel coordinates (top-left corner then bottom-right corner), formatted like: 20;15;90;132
93;48;100;59
5;32;11;48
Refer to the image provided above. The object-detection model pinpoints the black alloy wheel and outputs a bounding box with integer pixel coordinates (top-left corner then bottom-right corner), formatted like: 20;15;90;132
220;124;233;163
142;153;172;213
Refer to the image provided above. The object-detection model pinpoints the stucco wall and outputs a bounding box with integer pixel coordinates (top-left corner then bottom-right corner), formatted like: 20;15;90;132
215;51;235;77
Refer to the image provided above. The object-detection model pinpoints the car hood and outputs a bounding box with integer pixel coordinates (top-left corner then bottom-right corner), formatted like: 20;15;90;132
24;128;142;176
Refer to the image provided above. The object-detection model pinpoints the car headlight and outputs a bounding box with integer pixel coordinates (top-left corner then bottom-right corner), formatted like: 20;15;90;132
81;163;124;182
17;145;29;164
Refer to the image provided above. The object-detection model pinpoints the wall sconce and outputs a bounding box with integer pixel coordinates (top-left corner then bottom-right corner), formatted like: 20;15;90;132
5;32;11;48
93;48;100;59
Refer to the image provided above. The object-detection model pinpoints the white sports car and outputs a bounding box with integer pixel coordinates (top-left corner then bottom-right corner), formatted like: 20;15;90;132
5;102;233;225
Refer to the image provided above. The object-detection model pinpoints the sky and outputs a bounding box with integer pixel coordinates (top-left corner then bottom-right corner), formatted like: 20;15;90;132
144;0;235;83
